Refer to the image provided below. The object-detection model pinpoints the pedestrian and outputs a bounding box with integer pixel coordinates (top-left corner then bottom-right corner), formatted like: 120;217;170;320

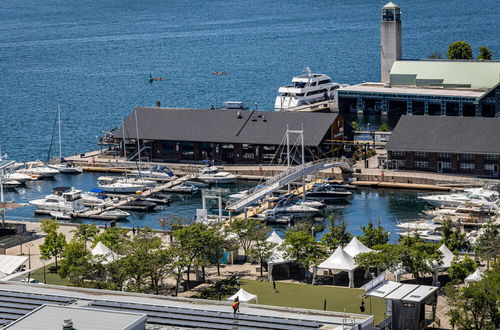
232;296;240;315
359;299;365;313
272;280;278;293
132;227;136;236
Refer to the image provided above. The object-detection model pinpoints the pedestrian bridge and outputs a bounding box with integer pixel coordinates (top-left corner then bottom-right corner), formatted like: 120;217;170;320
225;158;352;213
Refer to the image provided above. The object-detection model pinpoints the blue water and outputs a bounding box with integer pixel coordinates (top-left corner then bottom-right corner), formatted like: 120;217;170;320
1;0;498;161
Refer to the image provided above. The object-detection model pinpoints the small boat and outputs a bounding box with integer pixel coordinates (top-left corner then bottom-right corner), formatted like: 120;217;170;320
198;166;236;184
119;200;157;211
19;161;60;178
165;183;199;194
137;195;171;205
48;161;83;174
99;209;130;220
97;176;144;193
5;172;33;184
183;177;211;188
30;188;87;213
1;179;22;188
211;72;228;75
396;221;441;231
50;211;72;220
149;74;165;82
305;183;352;202
130;166;175;179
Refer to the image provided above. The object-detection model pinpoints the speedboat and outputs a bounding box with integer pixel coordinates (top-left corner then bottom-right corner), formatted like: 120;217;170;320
167;183;199;194
396;221;441;232
99;209;130;220
19;161;59;178
198;166;236;184
305;183;352;202
48;161;83;174
130;166;176;179
274;67;348;111
30;188;87;213
267;203;321;218
5;172;33;184
116;177;157;188
419;188;499;209
81;189;116;208
97;176;144;193
0;179;22;188
183;177;211;188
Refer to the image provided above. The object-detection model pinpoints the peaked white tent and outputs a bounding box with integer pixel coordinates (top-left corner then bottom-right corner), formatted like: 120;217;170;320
437;244;454;270
0;255;28;275
91;241;119;264
266;230;283;245
227;288;258;303
344;237;372;258
464;269;484;286
312;246;357;288
267;247;291;281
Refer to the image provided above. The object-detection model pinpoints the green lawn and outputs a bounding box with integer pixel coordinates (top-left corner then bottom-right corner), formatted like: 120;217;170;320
238;280;386;324
29;263;70;286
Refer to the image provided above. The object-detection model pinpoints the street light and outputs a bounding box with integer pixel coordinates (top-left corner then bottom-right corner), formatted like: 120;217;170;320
311;226;315;238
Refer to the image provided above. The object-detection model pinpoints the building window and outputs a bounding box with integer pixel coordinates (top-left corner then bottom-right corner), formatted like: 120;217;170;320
243;153;255;160
459;153;475;160
437;153;451;159
414;161;429;168
222;144;234;149
484;154;499;161
162;141;176;154
263;145;276;151
460;162;475;171
414;152;428;158
391;151;405;158
441;162;452;169
484;164;498;174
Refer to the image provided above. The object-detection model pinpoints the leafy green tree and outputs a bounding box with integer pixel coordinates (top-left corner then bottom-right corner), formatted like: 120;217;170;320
145;247;175;294
281;230;327;277
446;262;500;330
204;225;237;276
72;224;99;249
447;41;473;60
229;218;264;262
355;244;400;275
400;235;443;283
358;221;389;248
249;229;277;277
39;220;67;268
378;123;390;132
58;239;95;286
321;216;352;250
477;46;493;60
94;226;129;254
475;221;499;269
351;121;361;131
441;218;470;253
448;257;477;283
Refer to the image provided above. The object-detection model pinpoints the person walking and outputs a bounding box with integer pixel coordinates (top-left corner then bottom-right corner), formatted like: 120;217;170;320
232;296;240;316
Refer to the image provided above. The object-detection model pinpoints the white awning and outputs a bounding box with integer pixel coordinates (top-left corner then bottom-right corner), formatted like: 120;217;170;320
317;246;357;271
0;255;28;275
344;237;372;258
266;230;283;245
227;288;257;303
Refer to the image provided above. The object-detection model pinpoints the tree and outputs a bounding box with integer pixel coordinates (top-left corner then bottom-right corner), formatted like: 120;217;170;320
94;226;129;254
58;239;95;286
358;221;389;248
447;41;473;60
446;262;500;330
72;224;99;249
281;230;327;277
145;247;175;294
399;235;443;283
249;229;277;277
477;46;493;60
229;218;264;262
475;221;499;269
39;220;67;268
378;123;390;132
427;52;442;59
321;216;352;250
448;257;477;283
441;218;469;253
204;225;237;276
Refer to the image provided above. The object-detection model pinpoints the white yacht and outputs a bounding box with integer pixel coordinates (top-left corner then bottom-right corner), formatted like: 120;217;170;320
19;161;59;178
130;166;176;179
419;188;500;209
49;162;83;174
30;188;87;213
5;171;33;183
274;68;346;111
265;204;321;218
97;176;144;193
198;166;236;184
0;179;22;188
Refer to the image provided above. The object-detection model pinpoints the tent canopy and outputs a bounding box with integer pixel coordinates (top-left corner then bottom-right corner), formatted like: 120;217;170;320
465;269;484;283
266;230;283;246
435;244;454;270
318;246;357;271
91;241;119;264
227;288;257;303
0;255;28;275
344;237;372;258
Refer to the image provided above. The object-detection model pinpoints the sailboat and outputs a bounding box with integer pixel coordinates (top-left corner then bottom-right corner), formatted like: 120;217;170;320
48;105;83;174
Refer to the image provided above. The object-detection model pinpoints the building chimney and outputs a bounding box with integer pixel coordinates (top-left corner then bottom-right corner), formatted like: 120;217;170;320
380;2;402;83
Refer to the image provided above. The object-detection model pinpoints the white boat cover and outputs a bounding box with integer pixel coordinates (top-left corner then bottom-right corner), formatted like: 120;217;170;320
266;230;283;245
0;255;28;275
318;246;357;271
91;241;119;264
344;237;372;258
227;288;257;303
464;268;484;284
437;244;454;269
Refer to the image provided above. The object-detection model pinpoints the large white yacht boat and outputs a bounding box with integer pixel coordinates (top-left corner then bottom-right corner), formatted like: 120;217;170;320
419;188;500;209
130;166;176;179
19;161;59;178
30;188;87;213
274;68;346;111
198;166;236;184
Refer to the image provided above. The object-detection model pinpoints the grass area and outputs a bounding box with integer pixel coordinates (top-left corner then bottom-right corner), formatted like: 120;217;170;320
29;263;70;286
236;280;386;324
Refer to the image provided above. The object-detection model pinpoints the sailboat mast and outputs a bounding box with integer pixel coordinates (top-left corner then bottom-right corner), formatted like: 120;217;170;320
122;119;127;161
58;105;62;161
134;110;141;163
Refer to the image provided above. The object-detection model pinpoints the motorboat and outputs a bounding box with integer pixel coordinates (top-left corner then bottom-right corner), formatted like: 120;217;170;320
50;211;72;220
305;183;352;202
295;199;325;209
419;188;500;209
4;172;33;184
19;161;59;178
267;203;321;218
48;161;83;174
30;188;87;213
274;67;347;111
116;177;157;188
183;177;211;188
99;209;130;220
130;166;176;179
396;221;441;232
81;189;117;208
0;179;22;188
97;176;144;193
198;166;236;184
166;183;199;194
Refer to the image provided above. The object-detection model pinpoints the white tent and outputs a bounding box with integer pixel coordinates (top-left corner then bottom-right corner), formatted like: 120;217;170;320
0;255;29;275
266;230;283;245
267;247;291;281
227;288;258;303
91;241;119;264
313;246;357;288
437;244;454;270
464;269;484;286
344;237;372;258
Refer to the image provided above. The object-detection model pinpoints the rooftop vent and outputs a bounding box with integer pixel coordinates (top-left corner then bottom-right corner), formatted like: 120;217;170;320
262;116;267;122
237;111;242;118
63;318;74;330
251;117;257;122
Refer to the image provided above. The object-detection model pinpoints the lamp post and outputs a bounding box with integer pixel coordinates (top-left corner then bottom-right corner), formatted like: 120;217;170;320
311;226;315;238
26;242;33;270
